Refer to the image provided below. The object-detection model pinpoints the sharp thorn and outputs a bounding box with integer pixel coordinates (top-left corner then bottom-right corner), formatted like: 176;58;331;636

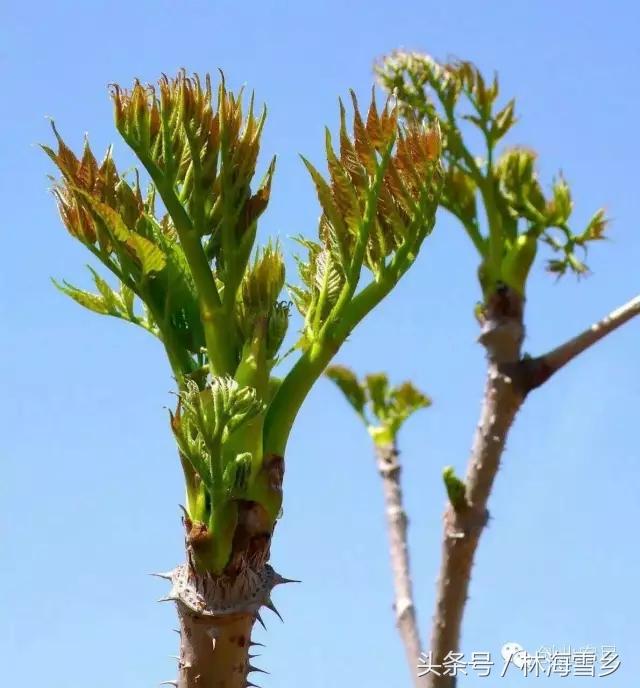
173;629;180;634
248;652;260;659
150;571;175;581
169;655;180;661
248;664;269;675
263;597;283;622
250;641;265;648
255;611;266;630
273;574;300;585
159;681;178;687
157;596;177;603
245;682;260;688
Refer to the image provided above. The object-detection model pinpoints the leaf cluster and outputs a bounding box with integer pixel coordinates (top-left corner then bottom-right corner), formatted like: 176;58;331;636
46;71;443;571
377;52;607;294
326;365;430;444
290;91;442;349
171;377;264;498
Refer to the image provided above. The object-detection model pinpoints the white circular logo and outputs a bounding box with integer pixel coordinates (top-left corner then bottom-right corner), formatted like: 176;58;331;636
501;642;526;669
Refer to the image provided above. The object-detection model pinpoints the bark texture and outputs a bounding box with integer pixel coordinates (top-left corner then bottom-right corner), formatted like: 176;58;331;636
428;287;525;688
158;562;286;688
426;289;640;688
157;456;289;688
376;442;427;688
177;609;254;688
522;294;640;391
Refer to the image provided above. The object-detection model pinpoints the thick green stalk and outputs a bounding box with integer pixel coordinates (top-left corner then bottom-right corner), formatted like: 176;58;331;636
478;174;503;284
150;172;236;377
263;344;333;456
125;146;237;376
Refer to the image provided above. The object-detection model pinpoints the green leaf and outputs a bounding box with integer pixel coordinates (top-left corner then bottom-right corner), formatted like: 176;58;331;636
120;283;136;319
365;373;390;420
492;99;516;140
75;188;166;276
390;382;431;417
126;233;167;274
443;466;467;511
325;365;366;416
75;189;130;242
88;267;123;312
223;452;253;495
315;249;344;312
52;278;111;315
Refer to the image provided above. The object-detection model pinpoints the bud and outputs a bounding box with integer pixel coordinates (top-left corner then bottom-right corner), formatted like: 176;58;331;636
223;452;253;494
240;245;285;333
266;301;290;361
545;177;572;225
443;466;467;511
582;208;608;242
492;99;516;140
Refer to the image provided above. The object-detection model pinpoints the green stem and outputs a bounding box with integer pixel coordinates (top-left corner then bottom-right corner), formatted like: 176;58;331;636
330;273;394;343
476;171;503;283
160;332;195;388
264;257;414;456
263;344;333;456
328;138;394;325
127;146;236;376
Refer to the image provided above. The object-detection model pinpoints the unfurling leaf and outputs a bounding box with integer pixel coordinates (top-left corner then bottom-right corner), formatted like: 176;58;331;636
172;377;265;492
293;89;442;346
377;50;607;295
223;452;253;495
326;365;366;416
53;279;112;315
365;373;390;420
443;466;467;511
112;71;270;245
241;245;285;316
326;366;430;444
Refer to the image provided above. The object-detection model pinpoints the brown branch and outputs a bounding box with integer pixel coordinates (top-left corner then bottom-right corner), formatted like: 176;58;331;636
427;288;525;688
376;442;427;688
427;289;640;687
523;294;640;392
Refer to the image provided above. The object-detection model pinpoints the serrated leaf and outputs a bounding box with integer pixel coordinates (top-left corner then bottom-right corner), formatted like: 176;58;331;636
74;188;130;242
301;155;350;252
121;284;136;319
126;233;167;274
315;249;343;310
88;266;122;312
53;279;110;315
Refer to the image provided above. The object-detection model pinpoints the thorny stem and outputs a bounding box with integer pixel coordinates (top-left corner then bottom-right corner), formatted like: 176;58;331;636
428;287;524;688
177;609;255;688
522;294;640;392
376;442;427;688
427;289;640;688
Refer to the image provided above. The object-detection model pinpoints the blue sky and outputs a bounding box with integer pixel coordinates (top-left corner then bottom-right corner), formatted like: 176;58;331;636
1;1;639;686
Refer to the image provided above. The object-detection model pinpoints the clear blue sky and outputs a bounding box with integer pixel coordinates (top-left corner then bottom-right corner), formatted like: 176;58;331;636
1;1;639;686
